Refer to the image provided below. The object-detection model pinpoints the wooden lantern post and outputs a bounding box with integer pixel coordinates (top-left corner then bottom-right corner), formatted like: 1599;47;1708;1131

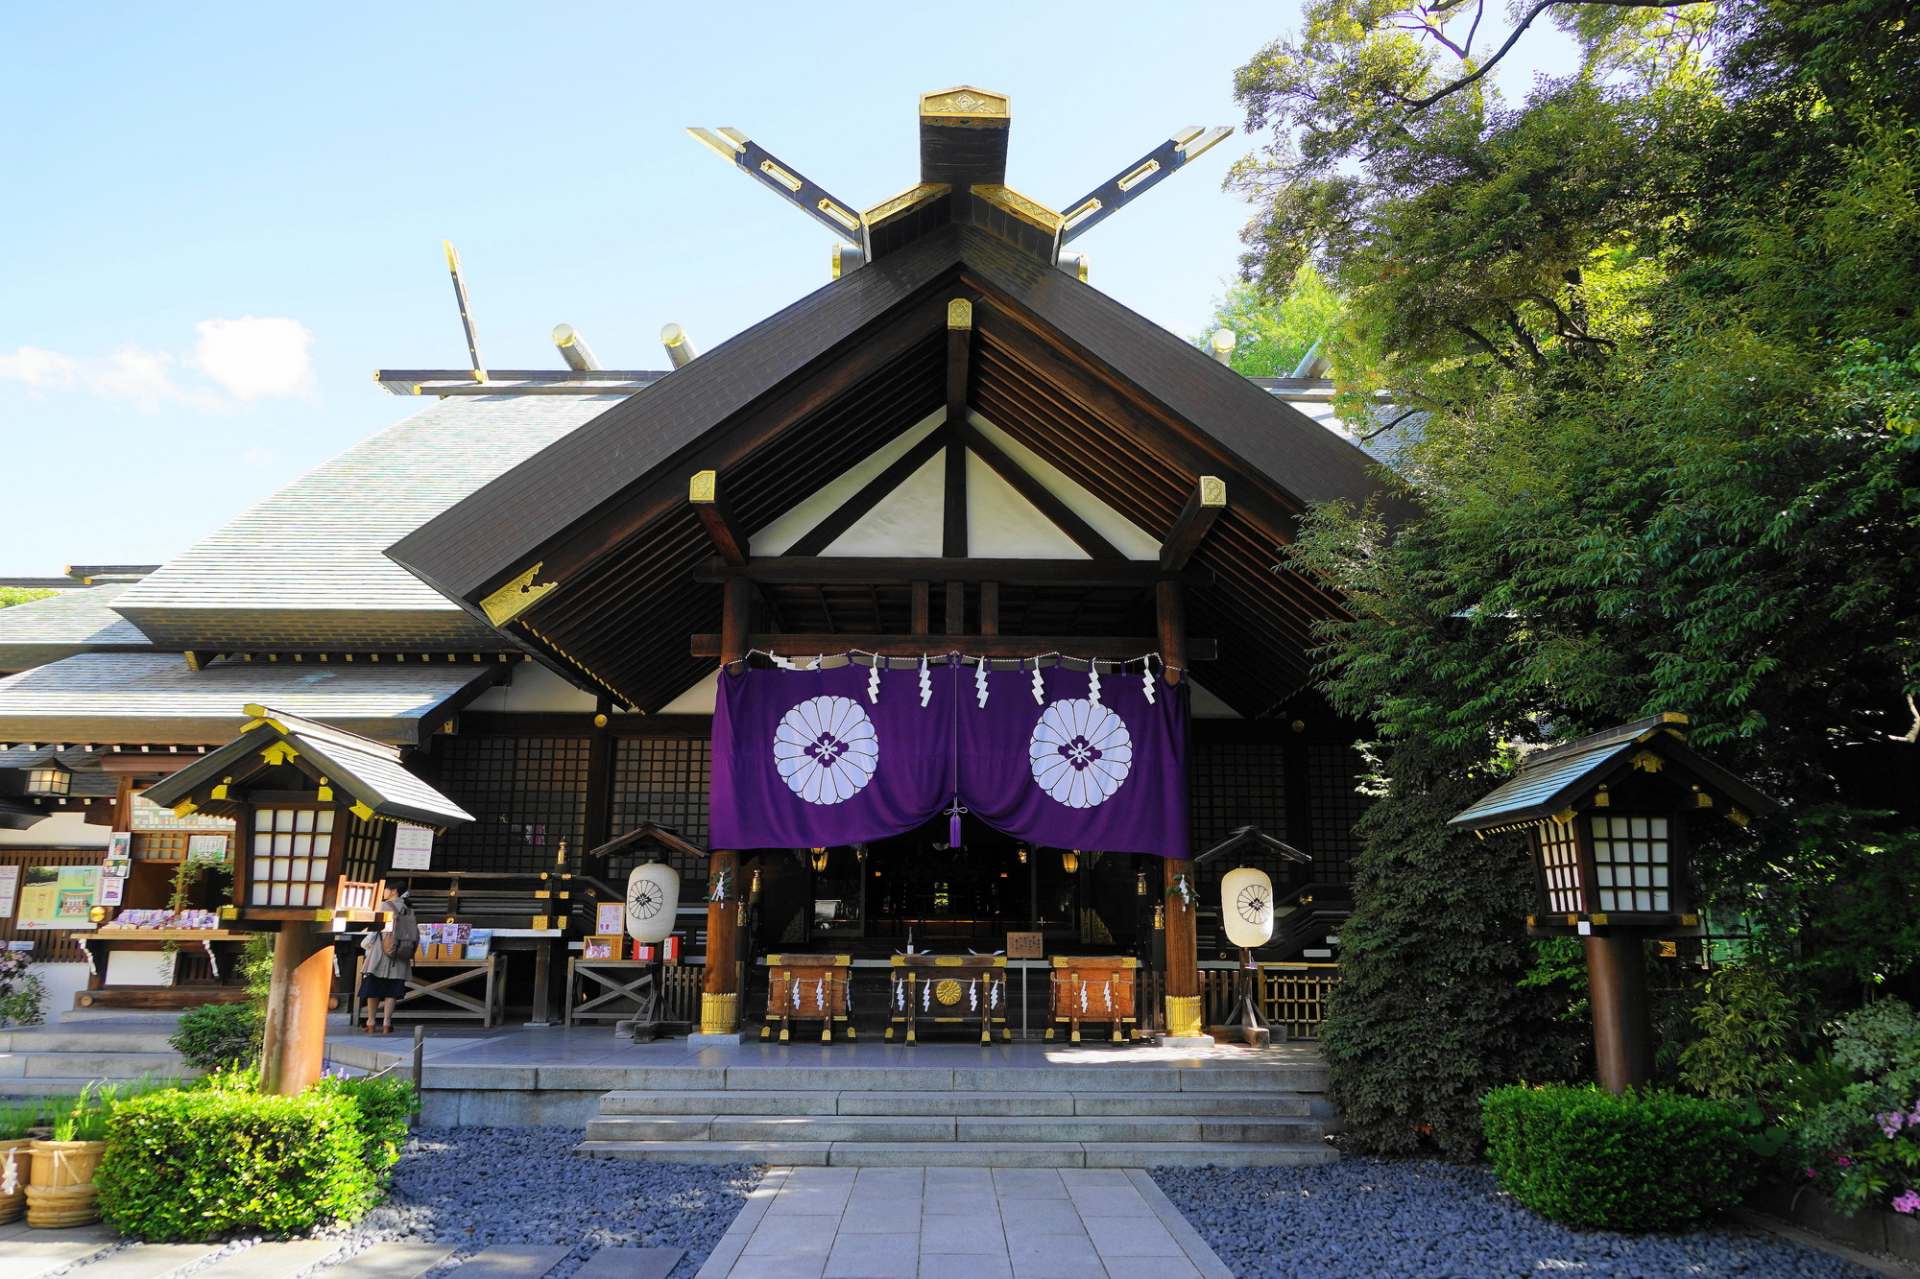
1449;714;1779;1095
260;919;333;1095
700;573;752;1036
1156;577;1204;1039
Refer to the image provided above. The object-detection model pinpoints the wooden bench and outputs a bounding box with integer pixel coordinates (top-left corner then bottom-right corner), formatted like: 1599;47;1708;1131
354;954;506;1027
886;955;1009;1045
762;954;854;1042
1047;955;1139;1043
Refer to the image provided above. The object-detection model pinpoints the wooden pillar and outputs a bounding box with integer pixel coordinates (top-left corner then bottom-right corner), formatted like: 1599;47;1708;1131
259;922;331;1095
1156;577;1204;1039
701;576;752;1036
1586;935;1653;1093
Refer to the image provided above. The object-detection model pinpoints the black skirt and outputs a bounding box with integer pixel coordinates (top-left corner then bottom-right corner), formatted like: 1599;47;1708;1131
358;973;409;1001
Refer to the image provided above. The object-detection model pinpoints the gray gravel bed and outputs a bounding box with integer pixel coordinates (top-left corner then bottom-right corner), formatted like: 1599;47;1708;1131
312;1127;758;1279
1152;1159;1876;1279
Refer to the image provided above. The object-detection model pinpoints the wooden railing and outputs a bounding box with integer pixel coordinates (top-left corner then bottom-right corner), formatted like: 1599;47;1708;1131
332;875;387;913
1137;963;1341;1040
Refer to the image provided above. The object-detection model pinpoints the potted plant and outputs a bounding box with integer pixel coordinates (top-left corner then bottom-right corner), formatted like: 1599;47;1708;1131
0;1100;37;1224
28;1084;111;1228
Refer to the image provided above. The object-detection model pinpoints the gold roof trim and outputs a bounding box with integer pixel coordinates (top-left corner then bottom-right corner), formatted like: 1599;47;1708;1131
863;182;950;227
920;86;1009;126
480;562;558;627
971;184;1064;234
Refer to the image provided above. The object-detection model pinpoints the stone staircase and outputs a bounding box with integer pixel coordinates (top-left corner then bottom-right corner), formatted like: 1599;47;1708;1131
0;1020;196;1098
577;1059;1339;1168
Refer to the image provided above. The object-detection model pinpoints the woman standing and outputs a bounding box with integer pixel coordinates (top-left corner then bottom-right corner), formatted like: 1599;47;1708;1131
359;889;418;1034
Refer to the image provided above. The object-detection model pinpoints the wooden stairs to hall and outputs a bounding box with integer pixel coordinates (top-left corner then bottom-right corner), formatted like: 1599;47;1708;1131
576;1054;1340;1168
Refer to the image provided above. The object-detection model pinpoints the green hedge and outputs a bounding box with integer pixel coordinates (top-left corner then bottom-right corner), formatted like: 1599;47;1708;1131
1482;1084;1753;1231
97;1086;383;1239
314;1074;416;1181
169;1003;263;1073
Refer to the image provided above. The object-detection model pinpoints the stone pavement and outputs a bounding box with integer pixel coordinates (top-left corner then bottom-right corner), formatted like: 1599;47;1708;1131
696;1165;1233;1279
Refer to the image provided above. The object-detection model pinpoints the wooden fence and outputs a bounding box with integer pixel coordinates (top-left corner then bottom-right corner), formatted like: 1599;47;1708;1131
1137;963;1341;1040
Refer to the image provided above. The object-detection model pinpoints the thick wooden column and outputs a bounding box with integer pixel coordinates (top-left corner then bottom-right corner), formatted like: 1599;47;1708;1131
701;575;753;1035
1156;577;1205;1039
1586;935;1653;1093
260;921;331;1094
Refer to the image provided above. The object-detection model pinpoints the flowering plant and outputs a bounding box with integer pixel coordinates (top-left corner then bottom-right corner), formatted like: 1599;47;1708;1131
1789;999;1920;1215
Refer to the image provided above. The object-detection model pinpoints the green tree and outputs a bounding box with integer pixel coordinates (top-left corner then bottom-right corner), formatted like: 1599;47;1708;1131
1231;0;1920;1150
0;588;54;610
1191;268;1342;376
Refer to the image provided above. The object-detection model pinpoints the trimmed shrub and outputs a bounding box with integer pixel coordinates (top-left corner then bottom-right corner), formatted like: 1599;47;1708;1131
314;1075;416;1181
97;1087;377;1240
169;1002;263;1073
1483;1084;1753;1231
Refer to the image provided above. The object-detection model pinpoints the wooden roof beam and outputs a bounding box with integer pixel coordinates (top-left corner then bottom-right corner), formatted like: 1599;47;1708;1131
689;470;749;567
945;298;973;557
1159;477;1227;573
692;632;1217;662
698;556;1199;588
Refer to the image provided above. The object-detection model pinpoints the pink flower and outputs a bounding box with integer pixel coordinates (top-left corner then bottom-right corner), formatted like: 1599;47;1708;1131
1836;1156;1854;1168
1893;1190;1920;1216
1804;1168;1819;1180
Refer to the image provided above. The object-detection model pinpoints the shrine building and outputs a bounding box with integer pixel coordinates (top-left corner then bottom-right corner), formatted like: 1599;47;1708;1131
0;88;1409;1071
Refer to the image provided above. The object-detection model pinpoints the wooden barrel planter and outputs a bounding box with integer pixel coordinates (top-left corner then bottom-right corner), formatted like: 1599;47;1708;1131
0;1136;31;1224
26;1140;105;1228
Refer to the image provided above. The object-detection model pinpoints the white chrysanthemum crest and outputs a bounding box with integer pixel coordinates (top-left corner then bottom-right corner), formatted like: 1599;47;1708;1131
1028;697;1133;809
772;695;880;806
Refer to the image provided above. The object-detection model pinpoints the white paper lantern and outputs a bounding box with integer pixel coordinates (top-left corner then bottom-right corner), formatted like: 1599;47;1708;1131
1221;866;1275;948
625;862;681;943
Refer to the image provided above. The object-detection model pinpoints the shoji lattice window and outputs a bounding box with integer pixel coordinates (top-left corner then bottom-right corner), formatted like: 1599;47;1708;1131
340;811;384;885
250;807;335;908
1539;817;1585;913
1307;744;1370;886
611;736;712;886
1188;742;1287;849
1590;814;1671;913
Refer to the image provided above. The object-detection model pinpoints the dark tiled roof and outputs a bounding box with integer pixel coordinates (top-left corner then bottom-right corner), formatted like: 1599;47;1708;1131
113;395;632;650
0;652;501;747
143;705;472;829
1449;715;1779;830
0;583;152;672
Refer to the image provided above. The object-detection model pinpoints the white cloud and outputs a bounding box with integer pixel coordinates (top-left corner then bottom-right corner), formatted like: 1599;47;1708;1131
0;317;315;410
192;316;314;400
0;345;80;388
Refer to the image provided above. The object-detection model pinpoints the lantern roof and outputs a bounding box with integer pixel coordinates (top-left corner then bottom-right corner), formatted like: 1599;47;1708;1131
1448;713;1780;833
1192;824;1312;866
142;703;473;831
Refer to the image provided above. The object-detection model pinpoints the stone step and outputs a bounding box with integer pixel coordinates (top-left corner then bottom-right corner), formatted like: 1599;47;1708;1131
580;1137;1335;1167
1082;1141;1340;1168
5;1051;192;1080
711;1063;1328;1093
0;1030;180;1054
583;1112;1332;1144
595;1087;1325;1118
0;1078;159;1098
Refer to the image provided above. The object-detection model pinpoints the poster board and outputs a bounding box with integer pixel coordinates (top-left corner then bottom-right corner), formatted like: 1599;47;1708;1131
391;824;434;871
1006;931;1045;959
0;865;19;919
186;834;229;864
16;866;101;930
594;902;625;936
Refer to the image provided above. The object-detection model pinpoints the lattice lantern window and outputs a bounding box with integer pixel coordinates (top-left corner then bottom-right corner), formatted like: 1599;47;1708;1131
250;806;337;908
1590;814;1671;914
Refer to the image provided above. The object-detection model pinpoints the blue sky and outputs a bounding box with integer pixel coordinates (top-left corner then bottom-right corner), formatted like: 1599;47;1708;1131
0;3;1577;574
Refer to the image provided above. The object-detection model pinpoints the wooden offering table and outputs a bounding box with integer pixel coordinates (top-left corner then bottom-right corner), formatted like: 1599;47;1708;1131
763;954;854;1042
354;953;507;1027
887;954;1009;1045
1047;956;1139;1043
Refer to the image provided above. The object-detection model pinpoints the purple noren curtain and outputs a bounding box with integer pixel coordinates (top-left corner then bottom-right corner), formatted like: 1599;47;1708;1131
709;659;1189;857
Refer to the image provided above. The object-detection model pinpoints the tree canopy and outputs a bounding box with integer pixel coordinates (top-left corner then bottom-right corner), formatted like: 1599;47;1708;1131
1229;0;1920;1152
1191;267;1342;377
0;588;54;611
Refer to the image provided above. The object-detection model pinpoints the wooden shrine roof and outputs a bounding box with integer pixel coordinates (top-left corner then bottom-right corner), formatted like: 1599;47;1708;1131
386;225;1415;718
